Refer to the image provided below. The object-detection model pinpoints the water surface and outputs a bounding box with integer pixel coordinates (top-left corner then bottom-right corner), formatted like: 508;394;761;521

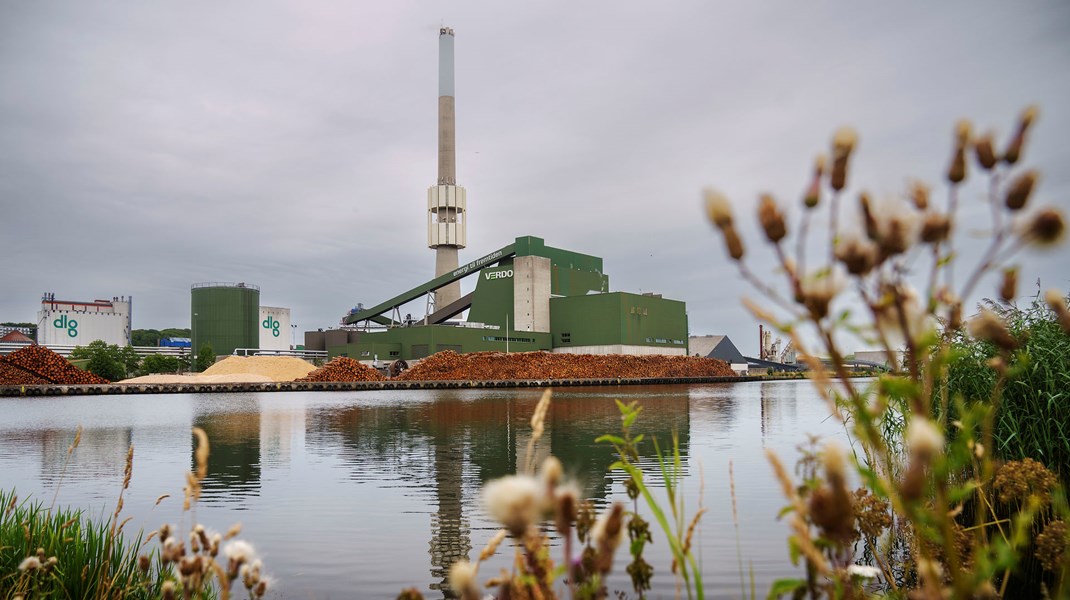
0;380;846;598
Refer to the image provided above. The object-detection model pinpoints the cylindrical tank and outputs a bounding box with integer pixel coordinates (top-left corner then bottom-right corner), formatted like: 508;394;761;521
191;283;260;357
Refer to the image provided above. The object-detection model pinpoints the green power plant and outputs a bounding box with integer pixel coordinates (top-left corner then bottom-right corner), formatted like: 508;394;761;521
306;236;689;362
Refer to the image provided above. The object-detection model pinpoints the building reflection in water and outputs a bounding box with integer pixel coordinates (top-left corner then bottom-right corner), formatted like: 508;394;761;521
306;387;692;596
2;427;135;487
760;380;799;440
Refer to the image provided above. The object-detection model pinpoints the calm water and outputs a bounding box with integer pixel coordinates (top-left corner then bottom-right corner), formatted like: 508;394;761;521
0;380;846;598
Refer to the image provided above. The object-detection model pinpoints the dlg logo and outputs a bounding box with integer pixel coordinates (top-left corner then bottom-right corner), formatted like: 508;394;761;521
263;317;280;337
53;315;78;338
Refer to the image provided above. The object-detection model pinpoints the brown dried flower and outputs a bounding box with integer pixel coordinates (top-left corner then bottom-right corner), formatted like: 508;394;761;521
1005;170;1038;211
758;193;787;243
1003;105;1038;165
1023;207;1066;246
993;457;1057;507
804;155;826;208
999;268;1017;303
909;180;930;211
974;132;997;170
947;119;971;184
967;309;1018;351
723;226;745;261
830;127;858;191
835;236;878;276
1035;519;1068;573
920;212;952;244
1044;289;1070;334
852;488;892;540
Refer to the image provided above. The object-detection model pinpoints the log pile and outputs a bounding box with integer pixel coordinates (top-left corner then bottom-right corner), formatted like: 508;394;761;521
0;345;110;385
296;357;385;383
395;350;735;381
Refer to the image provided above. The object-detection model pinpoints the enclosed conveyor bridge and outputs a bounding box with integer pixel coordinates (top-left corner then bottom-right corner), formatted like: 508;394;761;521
343;242;517;327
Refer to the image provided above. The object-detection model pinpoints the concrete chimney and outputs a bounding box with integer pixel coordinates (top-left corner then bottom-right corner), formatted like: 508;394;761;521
427;26;466;308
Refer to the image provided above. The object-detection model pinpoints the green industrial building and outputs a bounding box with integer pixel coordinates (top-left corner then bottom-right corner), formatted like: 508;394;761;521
305;236;689;361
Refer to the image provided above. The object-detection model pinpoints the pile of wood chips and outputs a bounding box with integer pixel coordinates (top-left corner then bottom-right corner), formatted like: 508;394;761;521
0;345;111;385
395;350;734;381
296;357;385;382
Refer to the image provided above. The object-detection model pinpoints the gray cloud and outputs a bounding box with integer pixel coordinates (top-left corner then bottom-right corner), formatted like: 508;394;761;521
2;1;1068;354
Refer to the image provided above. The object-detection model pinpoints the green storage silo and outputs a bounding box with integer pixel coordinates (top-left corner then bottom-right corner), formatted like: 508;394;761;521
191;283;260;357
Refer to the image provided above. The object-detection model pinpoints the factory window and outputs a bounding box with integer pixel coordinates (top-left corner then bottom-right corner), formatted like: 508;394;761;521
645;337;654;343
389;351;400;357
655;338;668;344
671;339;685;345
560;333;571;344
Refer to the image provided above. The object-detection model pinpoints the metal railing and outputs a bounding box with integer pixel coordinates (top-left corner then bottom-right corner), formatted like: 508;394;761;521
231;348;328;360
0;343;190;358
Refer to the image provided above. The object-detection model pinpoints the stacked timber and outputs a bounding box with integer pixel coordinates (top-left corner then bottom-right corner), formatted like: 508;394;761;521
1;345;110;385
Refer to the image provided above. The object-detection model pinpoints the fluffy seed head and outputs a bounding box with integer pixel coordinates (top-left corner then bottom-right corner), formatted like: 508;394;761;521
222;540;256;565
799;268;846;320
907;416;944;459
18;556;41;572
847;564;881;579
448;560;479;599
703;189;734;229
483;474;542;536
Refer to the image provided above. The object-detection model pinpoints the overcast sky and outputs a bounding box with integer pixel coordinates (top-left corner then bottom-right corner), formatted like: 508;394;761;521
2;1;1068;355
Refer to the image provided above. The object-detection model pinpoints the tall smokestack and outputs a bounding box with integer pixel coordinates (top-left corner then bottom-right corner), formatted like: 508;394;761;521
427;26;466;308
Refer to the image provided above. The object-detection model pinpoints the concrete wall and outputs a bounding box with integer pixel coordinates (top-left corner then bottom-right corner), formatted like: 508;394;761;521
513;255;551;333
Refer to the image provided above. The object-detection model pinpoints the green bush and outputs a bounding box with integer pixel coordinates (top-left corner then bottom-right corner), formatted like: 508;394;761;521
138;354;181;376
70;340;141;381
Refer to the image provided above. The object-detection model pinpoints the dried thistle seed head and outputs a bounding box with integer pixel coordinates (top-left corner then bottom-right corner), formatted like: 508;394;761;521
703;189;734;229
907;416;944;460
834;236;878;276
554;484;579;536
804;154;827;208
161;581;176;600
908;180;930;211
758;193;787;243
1023;207;1066;246
723;225;745;261
859;192;879;241
975;132;997;170
968;309;1018;351
948;146;967;184
830;127;858;191
222;540;256;567
1048;290;1070;333
448;560;480;600
799;269;846;320
920;212;952;244
18;556;41;572
482;474;542;536
138;554;151;574
592;502;626;573
540;456;563;493
1005;170;1038;211
1004;105;1039;165
1000;268;1018;303
955;119;972;146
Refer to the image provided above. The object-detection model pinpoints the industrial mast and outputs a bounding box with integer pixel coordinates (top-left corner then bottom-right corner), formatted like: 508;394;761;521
427;26;466;307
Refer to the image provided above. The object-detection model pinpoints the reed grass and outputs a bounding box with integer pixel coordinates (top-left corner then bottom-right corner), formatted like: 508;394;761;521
0;488;155;599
